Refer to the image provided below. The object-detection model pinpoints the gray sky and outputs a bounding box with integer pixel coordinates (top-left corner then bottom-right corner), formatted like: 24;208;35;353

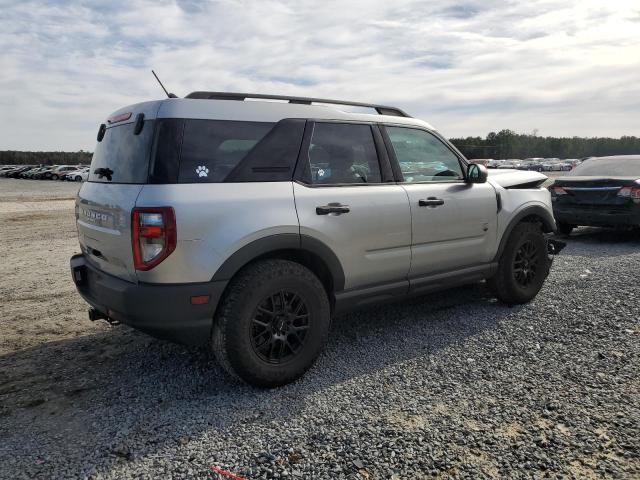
1;0;639;151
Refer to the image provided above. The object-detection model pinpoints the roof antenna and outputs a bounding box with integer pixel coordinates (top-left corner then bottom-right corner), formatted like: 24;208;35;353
151;70;178;98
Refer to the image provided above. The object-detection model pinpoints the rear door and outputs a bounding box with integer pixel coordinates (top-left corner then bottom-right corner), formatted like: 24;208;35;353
293;122;412;291
382;125;497;280
76;113;156;282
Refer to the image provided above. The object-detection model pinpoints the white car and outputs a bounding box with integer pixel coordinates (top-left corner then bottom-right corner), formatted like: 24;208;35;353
64;168;89;182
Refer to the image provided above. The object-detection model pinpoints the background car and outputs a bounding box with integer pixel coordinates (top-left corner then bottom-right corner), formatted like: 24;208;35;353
549;155;640;234
49;165;79;180
0;166;19;177
33;166;56;179
64;167;89;182
522;159;545;171
6;166;34;178
23;166;48;179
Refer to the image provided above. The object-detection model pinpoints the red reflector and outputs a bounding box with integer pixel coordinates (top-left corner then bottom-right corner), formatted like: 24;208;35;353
191;295;210;305
140;225;163;238
108;112;132;124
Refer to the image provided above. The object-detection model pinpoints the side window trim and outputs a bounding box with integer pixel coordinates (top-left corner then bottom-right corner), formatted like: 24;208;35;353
380;124;468;183
293;120;390;187
371;124;395;183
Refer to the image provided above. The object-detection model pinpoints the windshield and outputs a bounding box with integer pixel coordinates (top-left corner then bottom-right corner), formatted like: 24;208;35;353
89;120;155;183
571;157;640;176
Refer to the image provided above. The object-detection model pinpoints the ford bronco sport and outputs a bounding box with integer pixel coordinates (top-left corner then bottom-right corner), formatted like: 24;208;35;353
71;92;557;387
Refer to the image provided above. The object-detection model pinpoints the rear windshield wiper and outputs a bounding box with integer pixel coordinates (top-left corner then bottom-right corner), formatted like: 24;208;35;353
94;167;113;181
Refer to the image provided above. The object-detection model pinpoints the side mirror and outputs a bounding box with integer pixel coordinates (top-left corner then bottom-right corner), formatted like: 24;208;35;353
467;163;488;184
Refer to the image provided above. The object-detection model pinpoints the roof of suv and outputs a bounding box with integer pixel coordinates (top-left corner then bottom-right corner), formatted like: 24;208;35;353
106;94;435;130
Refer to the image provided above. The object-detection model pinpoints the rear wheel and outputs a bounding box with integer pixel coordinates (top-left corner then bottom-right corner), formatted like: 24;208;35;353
557;223;574;235
212;259;331;387
75;176;82;182
51;174;58;180
489;222;550;304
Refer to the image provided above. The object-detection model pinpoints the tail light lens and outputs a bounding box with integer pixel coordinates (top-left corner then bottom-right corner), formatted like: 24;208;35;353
132;207;176;271
550;186;568;196
617;187;640;199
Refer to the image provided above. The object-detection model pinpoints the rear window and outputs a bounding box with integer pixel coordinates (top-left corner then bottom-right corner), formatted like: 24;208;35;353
571;157;640;176
89;121;155;183
178;120;274;182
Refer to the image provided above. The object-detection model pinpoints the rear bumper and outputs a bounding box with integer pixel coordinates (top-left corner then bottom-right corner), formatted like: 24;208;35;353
553;205;640;227
70;254;227;346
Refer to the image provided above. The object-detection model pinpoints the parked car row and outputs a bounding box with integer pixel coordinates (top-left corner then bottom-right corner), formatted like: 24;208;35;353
469;157;588;172
0;165;89;181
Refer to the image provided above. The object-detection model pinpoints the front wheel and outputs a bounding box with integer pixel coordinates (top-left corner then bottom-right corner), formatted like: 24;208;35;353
51;174;58;180
212;259;331;387
489;222;551;304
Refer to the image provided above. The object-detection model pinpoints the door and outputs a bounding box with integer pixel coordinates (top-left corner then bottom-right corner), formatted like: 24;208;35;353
293;122;412;291
383;126;498;280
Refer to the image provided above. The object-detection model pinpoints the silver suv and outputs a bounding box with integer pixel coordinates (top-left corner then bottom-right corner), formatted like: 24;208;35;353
70;92;558;386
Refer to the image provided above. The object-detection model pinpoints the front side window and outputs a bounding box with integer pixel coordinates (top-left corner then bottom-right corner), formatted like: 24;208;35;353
303;122;382;185
178;120;274;182
386;127;464;182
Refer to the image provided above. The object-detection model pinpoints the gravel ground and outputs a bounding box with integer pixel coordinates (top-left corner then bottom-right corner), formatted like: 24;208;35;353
0;177;639;479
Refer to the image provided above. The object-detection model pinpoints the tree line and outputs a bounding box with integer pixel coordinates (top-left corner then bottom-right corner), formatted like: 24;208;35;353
2;131;639;165
0;150;92;166
449;130;640;159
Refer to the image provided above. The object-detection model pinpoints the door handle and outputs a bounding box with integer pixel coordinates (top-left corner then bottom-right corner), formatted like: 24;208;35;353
418;197;445;207
316;203;350;215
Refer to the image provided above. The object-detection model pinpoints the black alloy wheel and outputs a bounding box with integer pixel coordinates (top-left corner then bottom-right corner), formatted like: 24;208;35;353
488;222;550;304
212;259;331;387
513;239;539;287
251;290;310;364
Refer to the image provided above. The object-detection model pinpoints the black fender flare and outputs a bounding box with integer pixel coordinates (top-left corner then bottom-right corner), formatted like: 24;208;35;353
494;206;556;262
211;233;345;292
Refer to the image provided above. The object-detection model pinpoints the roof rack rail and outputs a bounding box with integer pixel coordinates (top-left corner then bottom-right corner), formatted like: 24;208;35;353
184;91;411;117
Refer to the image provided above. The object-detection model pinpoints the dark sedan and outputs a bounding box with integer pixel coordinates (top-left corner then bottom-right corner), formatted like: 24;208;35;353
549;155;640;234
5;166;34;178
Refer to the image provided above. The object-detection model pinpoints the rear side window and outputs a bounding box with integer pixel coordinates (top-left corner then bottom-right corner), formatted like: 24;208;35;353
89;121;155;183
178;120;274;182
302;122;382;185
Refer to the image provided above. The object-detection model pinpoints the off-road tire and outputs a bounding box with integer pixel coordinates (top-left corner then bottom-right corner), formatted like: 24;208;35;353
557;223;574;236
489;222;550;305
212;259;331;387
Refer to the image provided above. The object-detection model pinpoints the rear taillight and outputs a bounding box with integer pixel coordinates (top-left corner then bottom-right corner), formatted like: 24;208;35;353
132;207;176;271
617;187;640;199
550;186;567;196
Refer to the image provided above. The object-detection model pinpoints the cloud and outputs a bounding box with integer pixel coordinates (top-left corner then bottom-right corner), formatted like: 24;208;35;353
0;0;639;151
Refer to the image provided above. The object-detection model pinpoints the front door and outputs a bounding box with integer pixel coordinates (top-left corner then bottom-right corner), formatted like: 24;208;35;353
383;125;498;280
293;121;412;291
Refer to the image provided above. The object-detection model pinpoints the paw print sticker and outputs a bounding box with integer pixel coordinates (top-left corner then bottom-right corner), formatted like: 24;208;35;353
196;165;209;178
